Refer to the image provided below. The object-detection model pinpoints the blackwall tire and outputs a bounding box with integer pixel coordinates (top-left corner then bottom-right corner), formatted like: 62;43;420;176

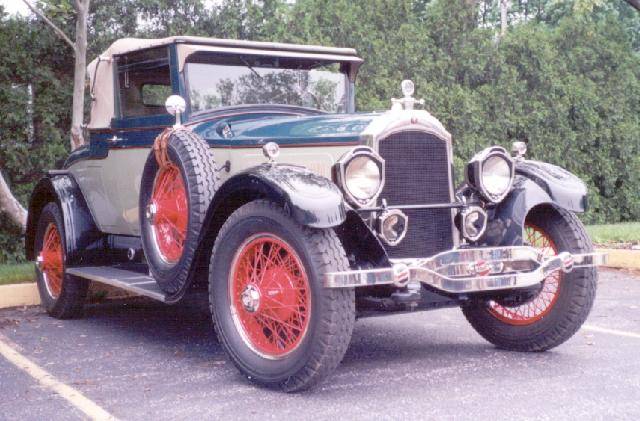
462;207;597;352
209;200;355;392
35;202;88;319
140;129;218;295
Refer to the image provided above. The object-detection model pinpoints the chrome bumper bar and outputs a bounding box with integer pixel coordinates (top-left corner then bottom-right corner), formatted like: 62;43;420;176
324;246;607;294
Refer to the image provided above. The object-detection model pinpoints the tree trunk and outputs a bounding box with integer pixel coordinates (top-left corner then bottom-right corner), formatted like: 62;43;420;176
500;0;509;37
70;0;90;151
0;171;27;233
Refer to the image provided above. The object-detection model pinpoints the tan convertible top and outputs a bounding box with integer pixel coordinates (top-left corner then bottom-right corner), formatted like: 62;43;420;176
87;36;362;128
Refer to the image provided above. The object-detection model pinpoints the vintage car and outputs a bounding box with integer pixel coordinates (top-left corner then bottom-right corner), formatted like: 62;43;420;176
26;36;605;391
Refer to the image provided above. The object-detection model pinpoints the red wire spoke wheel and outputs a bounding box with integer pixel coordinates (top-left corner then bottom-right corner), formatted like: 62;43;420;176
463;208;596;352
38;223;64;299
34;203;88;319
488;224;561;325
140;129;218;295
150;163;188;263
229;234;311;359
210;200;355;391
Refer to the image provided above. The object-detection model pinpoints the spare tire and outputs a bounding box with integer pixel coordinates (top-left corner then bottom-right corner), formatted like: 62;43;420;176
139;129;218;295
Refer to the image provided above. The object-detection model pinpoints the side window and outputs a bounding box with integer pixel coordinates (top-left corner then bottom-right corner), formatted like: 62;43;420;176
117;47;172;118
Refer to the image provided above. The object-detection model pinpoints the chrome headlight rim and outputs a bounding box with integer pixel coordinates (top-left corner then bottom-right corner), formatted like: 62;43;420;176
466;146;515;203
334;146;385;208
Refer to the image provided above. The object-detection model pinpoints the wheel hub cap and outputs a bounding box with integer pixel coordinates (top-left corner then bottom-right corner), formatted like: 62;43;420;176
241;284;261;313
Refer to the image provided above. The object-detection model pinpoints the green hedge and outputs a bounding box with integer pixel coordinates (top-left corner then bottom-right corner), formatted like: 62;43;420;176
1;1;639;263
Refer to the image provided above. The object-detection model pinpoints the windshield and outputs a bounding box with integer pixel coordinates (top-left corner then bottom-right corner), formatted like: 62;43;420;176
185;54;348;113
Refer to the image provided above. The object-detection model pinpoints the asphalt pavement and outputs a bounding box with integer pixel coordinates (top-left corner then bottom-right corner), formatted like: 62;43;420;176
0;267;639;420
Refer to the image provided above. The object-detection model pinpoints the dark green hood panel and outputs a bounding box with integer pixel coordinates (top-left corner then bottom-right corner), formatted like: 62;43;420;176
190;111;378;146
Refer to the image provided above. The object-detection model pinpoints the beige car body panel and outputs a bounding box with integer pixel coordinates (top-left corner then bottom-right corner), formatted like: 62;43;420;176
68;145;354;236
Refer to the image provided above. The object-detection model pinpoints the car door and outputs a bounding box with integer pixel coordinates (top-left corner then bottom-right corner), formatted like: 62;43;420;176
99;46;175;236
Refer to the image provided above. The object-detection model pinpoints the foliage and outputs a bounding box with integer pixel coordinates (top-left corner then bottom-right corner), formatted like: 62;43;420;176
280;0;640;223
0;0;639;262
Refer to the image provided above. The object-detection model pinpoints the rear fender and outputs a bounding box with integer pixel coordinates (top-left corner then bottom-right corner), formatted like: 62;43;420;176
25;172;104;265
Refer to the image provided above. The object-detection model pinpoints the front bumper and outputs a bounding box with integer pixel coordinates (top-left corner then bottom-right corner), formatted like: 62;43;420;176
324;246;607;294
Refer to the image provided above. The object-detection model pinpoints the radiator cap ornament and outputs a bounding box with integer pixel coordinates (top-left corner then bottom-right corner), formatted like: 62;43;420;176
391;79;425;111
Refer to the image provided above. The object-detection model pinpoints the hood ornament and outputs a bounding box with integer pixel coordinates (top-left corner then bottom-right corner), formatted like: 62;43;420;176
391;80;425;111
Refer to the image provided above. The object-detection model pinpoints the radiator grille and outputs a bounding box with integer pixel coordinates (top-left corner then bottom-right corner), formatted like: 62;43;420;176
378;131;454;258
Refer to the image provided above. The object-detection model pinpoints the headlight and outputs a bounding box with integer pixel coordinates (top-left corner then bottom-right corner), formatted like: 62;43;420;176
466;146;515;203
335;147;385;207
345;157;381;200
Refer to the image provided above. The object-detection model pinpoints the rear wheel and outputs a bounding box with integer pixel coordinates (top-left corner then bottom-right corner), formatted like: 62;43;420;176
35;203;88;319
462;207;597;351
209;200;355;392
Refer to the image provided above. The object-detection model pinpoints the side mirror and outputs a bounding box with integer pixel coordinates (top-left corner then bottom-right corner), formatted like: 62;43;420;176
165;95;187;127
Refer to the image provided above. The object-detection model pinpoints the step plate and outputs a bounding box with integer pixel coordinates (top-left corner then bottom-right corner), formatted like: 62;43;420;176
66;266;167;303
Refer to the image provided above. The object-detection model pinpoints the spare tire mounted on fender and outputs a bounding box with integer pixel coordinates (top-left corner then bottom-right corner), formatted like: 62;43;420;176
140;128;218;295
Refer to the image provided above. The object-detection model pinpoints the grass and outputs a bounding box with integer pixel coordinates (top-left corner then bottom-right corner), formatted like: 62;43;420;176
0;263;36;286
586;222;640;245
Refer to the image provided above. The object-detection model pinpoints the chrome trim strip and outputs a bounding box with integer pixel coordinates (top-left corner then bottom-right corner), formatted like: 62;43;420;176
323;246;607;293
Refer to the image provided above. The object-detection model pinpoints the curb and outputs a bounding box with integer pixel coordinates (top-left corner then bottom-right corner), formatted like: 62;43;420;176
597;248;640;270
0;281;140;310
0;283;40;309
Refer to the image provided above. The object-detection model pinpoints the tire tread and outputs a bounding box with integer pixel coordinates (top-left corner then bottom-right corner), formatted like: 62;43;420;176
209;200;354;392
462;207;597;352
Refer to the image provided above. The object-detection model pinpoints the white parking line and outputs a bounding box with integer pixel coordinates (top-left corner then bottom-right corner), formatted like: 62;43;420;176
0;334;117;421
583;324;640;339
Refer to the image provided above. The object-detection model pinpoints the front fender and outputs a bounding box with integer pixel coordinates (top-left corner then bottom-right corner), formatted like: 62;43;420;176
483;161;587;247
214;164;347;228
515;160;588;212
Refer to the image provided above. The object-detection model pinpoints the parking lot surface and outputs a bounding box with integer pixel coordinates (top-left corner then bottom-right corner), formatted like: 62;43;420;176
1;267;639;420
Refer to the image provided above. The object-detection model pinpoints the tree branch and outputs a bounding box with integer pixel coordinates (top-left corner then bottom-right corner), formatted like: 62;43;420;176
21;0;76;52
0;170;27;233
500;0;509;38
625;0;640;11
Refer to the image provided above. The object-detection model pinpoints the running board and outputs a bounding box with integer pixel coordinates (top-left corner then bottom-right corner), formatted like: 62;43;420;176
66;266;167;303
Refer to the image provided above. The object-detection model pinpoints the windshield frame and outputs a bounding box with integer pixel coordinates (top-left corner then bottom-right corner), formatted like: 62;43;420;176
183;51;355;116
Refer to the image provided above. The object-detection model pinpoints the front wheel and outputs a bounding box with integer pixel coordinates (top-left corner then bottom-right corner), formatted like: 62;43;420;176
462;206;597;352
209;200;355;392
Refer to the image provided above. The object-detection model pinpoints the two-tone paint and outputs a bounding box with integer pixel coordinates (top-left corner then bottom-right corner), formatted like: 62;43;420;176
25;39;590;308
65;108;376;236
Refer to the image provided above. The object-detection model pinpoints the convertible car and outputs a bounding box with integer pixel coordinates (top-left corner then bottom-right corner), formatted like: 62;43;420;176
26;36;605;391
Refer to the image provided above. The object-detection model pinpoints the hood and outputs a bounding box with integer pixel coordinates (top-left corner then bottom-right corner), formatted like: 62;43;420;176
189;109;378;146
